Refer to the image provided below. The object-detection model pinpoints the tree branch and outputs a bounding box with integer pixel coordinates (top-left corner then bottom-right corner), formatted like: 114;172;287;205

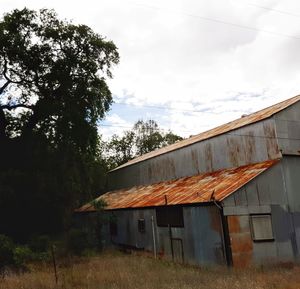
0;80;11;95
1;104;33;111
1;57;9;81
20;99;45;138
1;56;24;84
0;106;8;141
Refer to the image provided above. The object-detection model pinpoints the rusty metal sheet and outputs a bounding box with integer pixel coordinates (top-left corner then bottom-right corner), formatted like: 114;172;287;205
227;215;253;267
76;159;279;212
112;95;300;172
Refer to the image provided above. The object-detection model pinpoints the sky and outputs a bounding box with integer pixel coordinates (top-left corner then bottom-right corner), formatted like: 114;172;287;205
2;0;300;139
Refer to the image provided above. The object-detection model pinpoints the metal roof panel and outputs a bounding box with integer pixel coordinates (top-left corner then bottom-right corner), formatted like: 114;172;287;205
76;159;279;212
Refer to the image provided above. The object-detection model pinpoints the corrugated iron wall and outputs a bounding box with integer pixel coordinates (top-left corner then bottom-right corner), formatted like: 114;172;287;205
275;101;300;156
108;118;281;191
222;159;300;266
108;205;226;266
282;156;300;260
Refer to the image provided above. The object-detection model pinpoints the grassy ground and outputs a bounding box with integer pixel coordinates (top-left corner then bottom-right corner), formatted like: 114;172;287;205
1;251;300;289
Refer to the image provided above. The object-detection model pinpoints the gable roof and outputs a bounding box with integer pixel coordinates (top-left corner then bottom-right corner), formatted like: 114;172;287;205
76;159;278;212
112;95;300;172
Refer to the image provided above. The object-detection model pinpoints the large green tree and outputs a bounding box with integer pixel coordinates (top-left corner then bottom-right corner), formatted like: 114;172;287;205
105;119;183;169
0;8;119;239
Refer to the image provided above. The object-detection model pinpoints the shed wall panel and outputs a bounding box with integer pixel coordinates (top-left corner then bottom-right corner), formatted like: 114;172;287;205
223;161;296;264
183;206;225;266
108;119;281;190
282;156;300;212
222;162;286;208
108;205;225;266
110;209;157;252
275;101;300;155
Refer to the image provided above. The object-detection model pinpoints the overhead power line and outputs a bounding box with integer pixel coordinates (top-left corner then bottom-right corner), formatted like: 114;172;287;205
131;2;300;41
113;101;255;117
100;123;132;129
244;2;300;18
113;101;215;114
99;123;300;142
99;123;196;134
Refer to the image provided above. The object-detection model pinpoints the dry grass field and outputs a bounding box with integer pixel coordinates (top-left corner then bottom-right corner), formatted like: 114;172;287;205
1;251;300;289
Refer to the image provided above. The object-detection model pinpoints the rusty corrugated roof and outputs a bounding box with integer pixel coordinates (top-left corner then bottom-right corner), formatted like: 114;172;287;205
112;95;300;171
76;159;278;212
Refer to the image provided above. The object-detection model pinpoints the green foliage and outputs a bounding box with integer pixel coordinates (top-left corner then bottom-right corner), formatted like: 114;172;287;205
13;246;33;267
67;229;89;256
0;8;118;239
90;199;108;211
164;131;184;146
104;119;183;169
0;8;119;150
29;235;50;253
0;234;14;269
105;131;135;167
0;235;49;273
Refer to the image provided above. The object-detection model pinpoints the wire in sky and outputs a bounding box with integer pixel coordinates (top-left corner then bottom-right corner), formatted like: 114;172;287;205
99;123;300;142
114;101;216;114
131;2;300;41
244;2;300;19
99;123;196;134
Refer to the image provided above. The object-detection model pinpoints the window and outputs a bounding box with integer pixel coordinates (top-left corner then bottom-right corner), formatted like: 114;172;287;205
138;219;145;233
156;206;184;227
250;214;274;241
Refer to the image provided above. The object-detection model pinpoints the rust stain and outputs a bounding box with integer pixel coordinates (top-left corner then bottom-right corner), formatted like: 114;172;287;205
204;143;213;172
227;215;240;233
232;252;252;268
191;149;200;174
244;132;255;164
264;122;280;159
209;207;222;232
230;233;253;253
227;138;240;167
228;215;253;268
166;157;176;178
112;95;300;171
76;159;279;212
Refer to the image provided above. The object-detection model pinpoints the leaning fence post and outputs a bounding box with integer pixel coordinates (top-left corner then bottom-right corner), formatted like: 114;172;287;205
51;244;58;284
151;216;157;259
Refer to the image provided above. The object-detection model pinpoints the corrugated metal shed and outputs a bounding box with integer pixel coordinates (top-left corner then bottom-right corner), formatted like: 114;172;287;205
77;159;278;212
112;95;300;171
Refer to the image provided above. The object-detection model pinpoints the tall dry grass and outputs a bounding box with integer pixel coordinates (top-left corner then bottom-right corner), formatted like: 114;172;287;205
0;251;299;289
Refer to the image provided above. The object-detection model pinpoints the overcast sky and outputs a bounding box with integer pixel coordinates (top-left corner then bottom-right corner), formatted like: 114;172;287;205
2;0;300;139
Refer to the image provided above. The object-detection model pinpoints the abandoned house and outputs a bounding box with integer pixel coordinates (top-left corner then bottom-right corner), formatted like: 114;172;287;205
76;95;300;267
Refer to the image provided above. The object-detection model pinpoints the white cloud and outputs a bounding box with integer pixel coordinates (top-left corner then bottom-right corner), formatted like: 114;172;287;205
2;0;300;139
98;113;133;140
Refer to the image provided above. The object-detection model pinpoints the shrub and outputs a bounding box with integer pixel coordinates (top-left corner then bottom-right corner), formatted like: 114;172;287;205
29;235;50;252
13;246;33;267
0;235;15;269
0;234;51;274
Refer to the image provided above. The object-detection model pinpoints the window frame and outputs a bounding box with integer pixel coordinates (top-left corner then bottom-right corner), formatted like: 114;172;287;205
249;214;274;242
156;206;184;228
138;218;146;233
